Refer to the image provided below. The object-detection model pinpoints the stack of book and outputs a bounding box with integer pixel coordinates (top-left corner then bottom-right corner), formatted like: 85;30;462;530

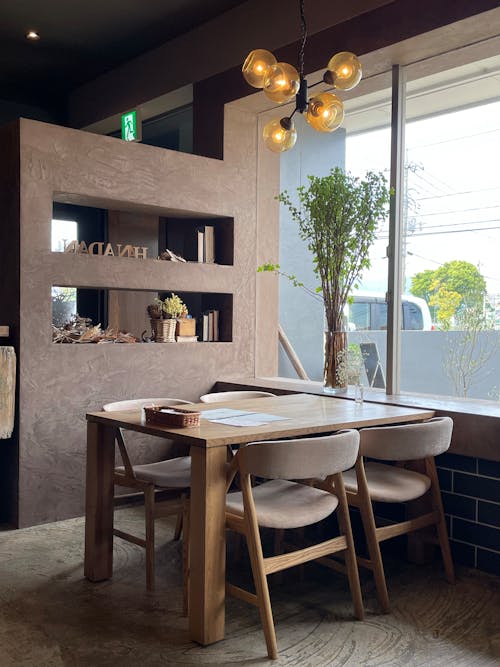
196;225;215;263
201;310;219;341
176;335;198;343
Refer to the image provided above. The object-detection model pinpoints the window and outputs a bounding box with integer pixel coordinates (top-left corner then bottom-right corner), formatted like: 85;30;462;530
275;52;500;401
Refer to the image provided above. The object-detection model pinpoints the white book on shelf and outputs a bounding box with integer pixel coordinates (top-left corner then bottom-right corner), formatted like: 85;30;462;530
204;226;215;263
202;313;209;341
197;228;205;263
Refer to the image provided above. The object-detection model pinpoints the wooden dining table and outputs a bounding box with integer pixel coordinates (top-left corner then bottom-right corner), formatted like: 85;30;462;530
84;393;434;646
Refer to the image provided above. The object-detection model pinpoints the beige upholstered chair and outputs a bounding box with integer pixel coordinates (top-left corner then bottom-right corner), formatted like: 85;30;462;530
103;397;193;591
342;416;454;612
224;431;363;660
199;390;276;403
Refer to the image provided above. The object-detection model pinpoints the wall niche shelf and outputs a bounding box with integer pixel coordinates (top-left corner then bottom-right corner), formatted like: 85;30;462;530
51;202;234;267
52;286;233;344
161;216;234;266
50;203;235;343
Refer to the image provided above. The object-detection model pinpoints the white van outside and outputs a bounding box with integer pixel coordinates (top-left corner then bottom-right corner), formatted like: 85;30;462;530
347;293;433;331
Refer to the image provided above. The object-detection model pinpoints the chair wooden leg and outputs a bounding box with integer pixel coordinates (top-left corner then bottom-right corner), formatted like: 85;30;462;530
242;477;278;660
245;525;278;659
144;485;156;592
426;458;455;584
182;500;190;617
173;494;185;541
354;459;390;613
334;474;364;620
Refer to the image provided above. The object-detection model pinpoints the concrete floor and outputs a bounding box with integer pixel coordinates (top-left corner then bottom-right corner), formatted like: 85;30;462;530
0;507;498;666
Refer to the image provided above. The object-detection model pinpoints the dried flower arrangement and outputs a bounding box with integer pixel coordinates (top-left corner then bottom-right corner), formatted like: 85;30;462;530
52;315;138;343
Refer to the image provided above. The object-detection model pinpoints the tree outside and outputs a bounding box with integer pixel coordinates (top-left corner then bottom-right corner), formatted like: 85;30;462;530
410;260;487;330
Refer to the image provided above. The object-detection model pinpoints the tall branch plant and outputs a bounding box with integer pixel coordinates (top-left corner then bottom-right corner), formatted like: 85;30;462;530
277;167;390;389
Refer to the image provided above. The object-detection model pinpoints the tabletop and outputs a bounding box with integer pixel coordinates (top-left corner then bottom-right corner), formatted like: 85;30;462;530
86;393;435;447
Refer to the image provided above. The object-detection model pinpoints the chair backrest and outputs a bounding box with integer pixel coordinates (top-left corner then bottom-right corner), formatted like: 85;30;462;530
199;390;276;403
359;416;453;461
237;430;359;480
103;397;193;412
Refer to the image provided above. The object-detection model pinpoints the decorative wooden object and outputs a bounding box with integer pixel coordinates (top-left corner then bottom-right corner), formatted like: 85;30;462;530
0;346;16;439
176;318;196;337
144;406;201;428
0;326;9;337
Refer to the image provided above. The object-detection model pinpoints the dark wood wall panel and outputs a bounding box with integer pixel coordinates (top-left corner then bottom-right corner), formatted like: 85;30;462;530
0;121;20;525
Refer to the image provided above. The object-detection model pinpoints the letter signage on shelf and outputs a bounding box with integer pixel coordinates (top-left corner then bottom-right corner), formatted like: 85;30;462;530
63;241;148;259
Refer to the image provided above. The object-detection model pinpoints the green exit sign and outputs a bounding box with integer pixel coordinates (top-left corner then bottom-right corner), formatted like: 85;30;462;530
121;110;141;142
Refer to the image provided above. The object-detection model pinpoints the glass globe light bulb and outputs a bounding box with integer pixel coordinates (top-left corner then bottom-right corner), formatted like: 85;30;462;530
326;52;362;90
306;93;344;132
263;62;300;104
263;118;297;152
242;49;277;88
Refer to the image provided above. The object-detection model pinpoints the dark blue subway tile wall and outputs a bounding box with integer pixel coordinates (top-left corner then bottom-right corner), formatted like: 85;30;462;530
452;518;500;552
437;452;477;473
437;468;452;492
478;459;500;479
477;548;500;576
454;472;499;503
442;491;476;521
437;454;500;576
478;500;500;528
451;541;476;569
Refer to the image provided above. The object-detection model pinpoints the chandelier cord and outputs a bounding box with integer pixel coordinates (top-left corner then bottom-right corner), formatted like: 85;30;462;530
298;0;307;80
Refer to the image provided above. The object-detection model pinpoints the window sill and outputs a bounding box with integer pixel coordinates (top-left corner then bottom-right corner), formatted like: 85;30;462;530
212;376;500;462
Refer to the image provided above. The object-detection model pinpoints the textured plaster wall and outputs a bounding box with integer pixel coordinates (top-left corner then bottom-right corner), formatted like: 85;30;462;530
16;109;258;526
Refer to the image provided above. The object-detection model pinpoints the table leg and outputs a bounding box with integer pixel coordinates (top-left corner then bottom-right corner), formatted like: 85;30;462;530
188;445;227;645
84;421;115;581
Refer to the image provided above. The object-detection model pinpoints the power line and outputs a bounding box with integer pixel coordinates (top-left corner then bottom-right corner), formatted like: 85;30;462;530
407;125;500;150
407;217;500;232
378;224;500;239
415;185;500;201
412;203;500;218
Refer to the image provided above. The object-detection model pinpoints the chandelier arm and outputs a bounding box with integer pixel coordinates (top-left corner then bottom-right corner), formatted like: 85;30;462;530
307;79;325;90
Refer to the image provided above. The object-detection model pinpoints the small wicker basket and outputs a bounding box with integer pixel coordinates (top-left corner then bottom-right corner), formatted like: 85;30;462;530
150;318;176;343
144;405;201;428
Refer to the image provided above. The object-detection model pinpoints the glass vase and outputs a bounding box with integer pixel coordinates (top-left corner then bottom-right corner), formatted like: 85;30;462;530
323;328;348;394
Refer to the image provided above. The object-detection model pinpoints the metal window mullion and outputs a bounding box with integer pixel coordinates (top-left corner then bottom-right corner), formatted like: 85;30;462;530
386;65;406;395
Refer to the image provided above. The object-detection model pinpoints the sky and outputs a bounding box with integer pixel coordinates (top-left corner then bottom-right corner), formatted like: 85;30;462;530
345;99;500;299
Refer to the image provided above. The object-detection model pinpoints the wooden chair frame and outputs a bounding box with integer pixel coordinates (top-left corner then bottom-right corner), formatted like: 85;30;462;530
346;452;455;612
113;427;187;591
224;443;364;660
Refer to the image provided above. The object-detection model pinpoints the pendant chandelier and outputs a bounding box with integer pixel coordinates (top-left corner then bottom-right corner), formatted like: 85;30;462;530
242;0;362;152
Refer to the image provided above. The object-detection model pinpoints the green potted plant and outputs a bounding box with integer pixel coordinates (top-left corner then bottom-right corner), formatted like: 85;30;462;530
265;167;390;392
147;293;188;342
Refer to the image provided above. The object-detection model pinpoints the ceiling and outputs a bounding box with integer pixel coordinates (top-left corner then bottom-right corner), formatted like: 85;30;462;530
0;0;247;109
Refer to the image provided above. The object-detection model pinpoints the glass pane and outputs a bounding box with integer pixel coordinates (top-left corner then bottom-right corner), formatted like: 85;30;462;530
51;218;77;252
276;74;392;391
401;58;500;400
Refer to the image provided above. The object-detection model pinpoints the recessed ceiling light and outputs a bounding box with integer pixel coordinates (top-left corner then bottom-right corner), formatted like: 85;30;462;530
25;30;40;41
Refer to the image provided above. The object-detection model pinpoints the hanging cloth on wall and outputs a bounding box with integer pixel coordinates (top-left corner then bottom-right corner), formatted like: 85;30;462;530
0;346;16;439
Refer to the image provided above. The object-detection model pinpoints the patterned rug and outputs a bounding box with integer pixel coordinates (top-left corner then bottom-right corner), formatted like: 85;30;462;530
0;507;498;666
